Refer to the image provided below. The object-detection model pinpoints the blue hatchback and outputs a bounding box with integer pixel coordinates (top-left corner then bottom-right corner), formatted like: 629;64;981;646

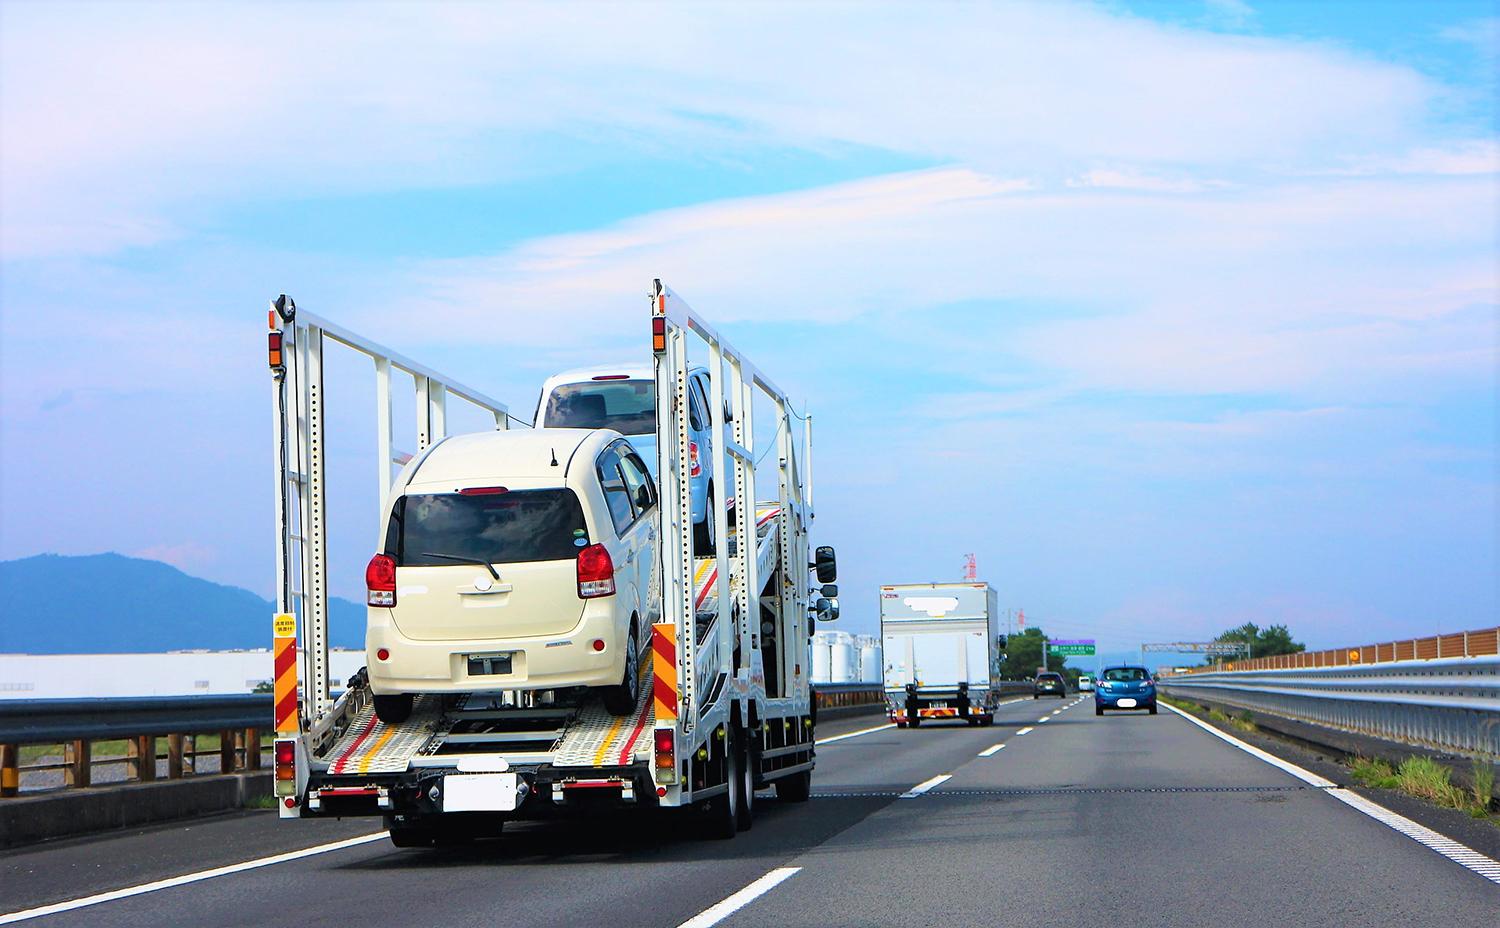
1094;666;1157;715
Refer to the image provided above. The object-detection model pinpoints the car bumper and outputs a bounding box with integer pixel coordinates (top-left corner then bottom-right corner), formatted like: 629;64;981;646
366;607;626;695
1094;692;1156;709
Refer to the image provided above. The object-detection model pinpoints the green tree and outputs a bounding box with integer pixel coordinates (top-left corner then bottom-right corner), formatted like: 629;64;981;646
1209;622;1304;664
1000;627;1069;680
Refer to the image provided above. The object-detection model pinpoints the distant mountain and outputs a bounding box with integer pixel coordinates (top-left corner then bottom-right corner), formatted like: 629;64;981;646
0;553;365;653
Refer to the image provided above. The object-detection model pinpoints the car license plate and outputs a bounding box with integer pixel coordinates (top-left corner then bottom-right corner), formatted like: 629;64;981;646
467;652;513;675
1117;697;1138;708
443;773;521;812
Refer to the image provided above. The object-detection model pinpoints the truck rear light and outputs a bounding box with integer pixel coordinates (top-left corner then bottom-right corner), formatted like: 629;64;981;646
654;729;675;770
652;316;666;353
366;554;396;607
274;739;297;796
576;544;616;598
689;441;701;477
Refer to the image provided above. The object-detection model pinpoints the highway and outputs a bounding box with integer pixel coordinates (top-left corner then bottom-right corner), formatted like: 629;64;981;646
4;697;1495;926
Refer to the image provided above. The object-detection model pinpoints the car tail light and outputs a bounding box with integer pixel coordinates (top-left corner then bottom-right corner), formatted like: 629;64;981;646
689;441;702;477
274;739;297;796
576;544;616;598
365;554;396;607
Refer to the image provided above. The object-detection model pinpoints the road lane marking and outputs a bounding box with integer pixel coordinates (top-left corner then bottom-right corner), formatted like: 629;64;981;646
675;867;802;928
900;774;953;798
978;743;1006;757
1016;726;1034;735
0;832;388;925
1161;703;1500;885
816;723;894;745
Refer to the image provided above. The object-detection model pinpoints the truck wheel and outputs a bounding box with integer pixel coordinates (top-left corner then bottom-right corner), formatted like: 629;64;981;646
374;694;413;725
602;626;640;716
777;769;812;802
735;729;755;831
700;729;739;840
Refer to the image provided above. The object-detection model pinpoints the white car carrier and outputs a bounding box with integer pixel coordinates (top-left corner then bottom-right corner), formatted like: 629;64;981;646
267;280;836;843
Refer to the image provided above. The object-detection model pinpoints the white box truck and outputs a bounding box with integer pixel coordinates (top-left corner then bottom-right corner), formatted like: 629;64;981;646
881;582;1007;727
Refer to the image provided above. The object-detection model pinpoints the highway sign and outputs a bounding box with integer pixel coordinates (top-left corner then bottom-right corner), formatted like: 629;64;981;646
1048;639;1095;656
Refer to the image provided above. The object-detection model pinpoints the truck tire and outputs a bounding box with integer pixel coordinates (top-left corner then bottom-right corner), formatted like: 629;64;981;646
700;728;739;840
374;694;413;725
777;769;812;802
735;729;755;831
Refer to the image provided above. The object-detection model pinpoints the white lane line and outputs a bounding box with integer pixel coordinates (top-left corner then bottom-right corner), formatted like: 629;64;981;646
978;743;1006;757
0;832;388;925
1015;726;1034;735
675;867;802;928
900;774;953;798
1161;703;1500;885
816;722;894;745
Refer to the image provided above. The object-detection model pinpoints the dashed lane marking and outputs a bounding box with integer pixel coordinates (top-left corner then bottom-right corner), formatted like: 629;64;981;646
1162;702;1500;886
674;867;802;928
899;774;953;798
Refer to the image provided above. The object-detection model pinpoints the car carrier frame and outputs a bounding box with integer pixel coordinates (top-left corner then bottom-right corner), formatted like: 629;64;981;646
267;280;826;842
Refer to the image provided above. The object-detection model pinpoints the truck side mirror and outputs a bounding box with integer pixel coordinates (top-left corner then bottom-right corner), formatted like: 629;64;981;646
813;546;837;584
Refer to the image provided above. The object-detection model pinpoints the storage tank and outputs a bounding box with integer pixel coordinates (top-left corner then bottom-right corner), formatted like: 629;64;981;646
811;630;836;683
830;631;858;683
857;635;882;683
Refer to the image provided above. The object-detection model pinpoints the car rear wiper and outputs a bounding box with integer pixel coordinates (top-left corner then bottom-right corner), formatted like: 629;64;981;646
419;552;499;580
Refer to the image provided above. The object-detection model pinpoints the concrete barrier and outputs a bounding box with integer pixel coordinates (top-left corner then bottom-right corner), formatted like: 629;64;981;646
0;771;272;848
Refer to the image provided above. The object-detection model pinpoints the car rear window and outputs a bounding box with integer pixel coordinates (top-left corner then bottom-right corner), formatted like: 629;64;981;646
385;489;589;566
1102;667;1150;682
543;380;655;435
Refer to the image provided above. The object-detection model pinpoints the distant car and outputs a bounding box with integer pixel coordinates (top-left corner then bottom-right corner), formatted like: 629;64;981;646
1033;671;1066;698
365;428;660;723
1077;674;1094;692
1094;665;1157;715
537;364;724;551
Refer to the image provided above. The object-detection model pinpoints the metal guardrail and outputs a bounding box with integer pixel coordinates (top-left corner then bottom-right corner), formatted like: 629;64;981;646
0;695;273;797
1159;656;1500;761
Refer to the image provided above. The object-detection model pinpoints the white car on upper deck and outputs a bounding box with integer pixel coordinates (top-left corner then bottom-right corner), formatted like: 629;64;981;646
364;428;659;722
536;363;723;551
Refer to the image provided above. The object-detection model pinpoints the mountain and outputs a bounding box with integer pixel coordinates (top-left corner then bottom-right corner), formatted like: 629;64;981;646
0;553;365;653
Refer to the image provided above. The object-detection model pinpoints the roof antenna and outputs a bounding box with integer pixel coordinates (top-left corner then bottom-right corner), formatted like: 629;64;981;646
550;447;559;467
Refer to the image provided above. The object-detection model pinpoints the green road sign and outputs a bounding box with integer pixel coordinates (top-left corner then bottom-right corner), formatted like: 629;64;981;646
1048;640;1096;656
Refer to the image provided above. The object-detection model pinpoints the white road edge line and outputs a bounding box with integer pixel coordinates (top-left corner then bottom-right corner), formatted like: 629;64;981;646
674;867;802;928
1161;703;1500;885
816;723;894;745
1016;726;1034;735
0;832;389;925
900;774;953;798
978;743;1006;757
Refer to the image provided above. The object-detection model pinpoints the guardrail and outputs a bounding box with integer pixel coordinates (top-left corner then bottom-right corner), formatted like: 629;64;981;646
0;695;271;797
1158;656;1500;762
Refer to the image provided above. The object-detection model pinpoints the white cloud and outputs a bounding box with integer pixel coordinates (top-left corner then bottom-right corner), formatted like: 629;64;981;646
0;0;1448;259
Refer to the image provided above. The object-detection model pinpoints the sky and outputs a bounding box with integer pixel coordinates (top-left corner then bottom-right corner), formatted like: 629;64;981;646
0;0;1495;667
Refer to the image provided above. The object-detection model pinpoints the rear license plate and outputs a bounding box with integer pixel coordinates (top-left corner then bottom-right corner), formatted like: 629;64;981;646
1117;697;1138;708
443;773;521;812
467;653;513;676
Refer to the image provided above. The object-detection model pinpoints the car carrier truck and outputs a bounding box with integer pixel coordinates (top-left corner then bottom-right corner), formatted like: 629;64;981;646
881;582;1006;727
266;280;835;844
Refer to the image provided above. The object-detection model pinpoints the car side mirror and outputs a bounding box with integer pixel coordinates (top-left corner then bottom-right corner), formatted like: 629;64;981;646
813;545;837;584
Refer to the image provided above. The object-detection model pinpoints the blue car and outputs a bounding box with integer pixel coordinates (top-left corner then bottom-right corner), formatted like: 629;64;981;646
537;363;725;551
1094;666;1157;715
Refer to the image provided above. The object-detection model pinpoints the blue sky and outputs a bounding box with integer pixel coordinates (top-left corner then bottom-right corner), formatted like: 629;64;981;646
1;1;1494;666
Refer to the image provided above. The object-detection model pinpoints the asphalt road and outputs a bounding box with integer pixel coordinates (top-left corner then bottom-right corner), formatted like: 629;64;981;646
4;696;1496;926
